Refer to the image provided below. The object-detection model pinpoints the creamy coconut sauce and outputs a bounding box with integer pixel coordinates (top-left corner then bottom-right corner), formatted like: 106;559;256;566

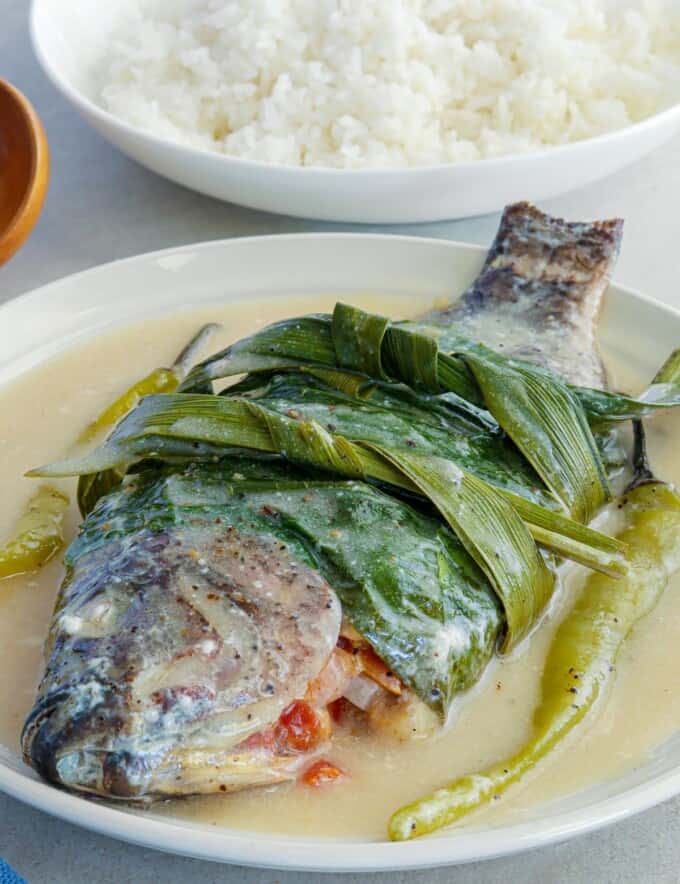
1;293;680;839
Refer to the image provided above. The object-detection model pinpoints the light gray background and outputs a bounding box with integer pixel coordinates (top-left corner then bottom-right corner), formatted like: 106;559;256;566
2;4;680;883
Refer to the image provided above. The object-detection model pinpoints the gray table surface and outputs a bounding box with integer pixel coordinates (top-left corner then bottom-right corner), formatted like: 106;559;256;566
3;4;680;883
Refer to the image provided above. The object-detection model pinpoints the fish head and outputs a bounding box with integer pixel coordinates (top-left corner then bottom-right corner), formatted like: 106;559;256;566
21;522;341;799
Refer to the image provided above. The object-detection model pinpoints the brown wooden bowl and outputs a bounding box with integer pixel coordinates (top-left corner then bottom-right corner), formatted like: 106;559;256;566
0;79;49;267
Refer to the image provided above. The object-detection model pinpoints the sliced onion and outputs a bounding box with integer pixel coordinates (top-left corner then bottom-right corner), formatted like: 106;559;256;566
342;675;382;711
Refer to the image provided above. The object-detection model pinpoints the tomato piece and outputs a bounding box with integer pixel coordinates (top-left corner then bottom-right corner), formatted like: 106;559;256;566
328;697;351;723
275;700;324;754
237;728;277;752
301;759;345;788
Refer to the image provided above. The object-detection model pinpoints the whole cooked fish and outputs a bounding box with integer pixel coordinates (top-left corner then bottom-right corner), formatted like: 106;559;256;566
23;459;500;797
22;203;624;800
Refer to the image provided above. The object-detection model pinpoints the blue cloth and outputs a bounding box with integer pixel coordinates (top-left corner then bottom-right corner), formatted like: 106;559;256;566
0;859;26;884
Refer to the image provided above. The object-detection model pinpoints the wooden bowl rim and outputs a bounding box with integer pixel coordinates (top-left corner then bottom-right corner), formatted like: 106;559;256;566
0;78;49;263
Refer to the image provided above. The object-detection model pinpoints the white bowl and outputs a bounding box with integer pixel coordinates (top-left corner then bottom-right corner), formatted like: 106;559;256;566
30;0;680;224
1;233;680;872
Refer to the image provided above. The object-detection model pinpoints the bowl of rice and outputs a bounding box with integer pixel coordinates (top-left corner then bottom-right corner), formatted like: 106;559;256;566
31;0;680;223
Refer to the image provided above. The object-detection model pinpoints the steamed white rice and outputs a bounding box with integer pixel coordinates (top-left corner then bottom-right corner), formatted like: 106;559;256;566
99;0;680;168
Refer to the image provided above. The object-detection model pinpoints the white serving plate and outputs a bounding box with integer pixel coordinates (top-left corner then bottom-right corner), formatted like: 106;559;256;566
1;233;680;872
30;0;680;224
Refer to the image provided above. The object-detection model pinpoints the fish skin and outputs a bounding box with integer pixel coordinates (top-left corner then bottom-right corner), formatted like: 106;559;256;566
427;202;623;388
22;202;624;800
22;522;341;798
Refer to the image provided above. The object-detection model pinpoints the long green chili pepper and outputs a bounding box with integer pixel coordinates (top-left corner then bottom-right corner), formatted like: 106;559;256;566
77;323;219;445
388;420;680;841
76;324;219;516
77;368;180;445
0;486;69;579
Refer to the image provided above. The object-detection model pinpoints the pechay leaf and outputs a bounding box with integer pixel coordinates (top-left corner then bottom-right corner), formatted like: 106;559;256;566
183;308;482;404
332;302;389;378
31;391;625;571
226;364;625;592
574;384;680;421
33;393;633;641
501;491;626;578
182;306;680;429
366;447;555;651
334;307;611;520
69;458;506;714
222;368;556;508
222;372;625;574
258;402;367;481
575;347;680;421
458;347;609;522
77;467;126;518
332;304;440;393
180;315;337;392
181;304;644;521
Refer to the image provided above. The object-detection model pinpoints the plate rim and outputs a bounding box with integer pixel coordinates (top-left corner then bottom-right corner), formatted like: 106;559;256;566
0;231;483;310
2;231;680;872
